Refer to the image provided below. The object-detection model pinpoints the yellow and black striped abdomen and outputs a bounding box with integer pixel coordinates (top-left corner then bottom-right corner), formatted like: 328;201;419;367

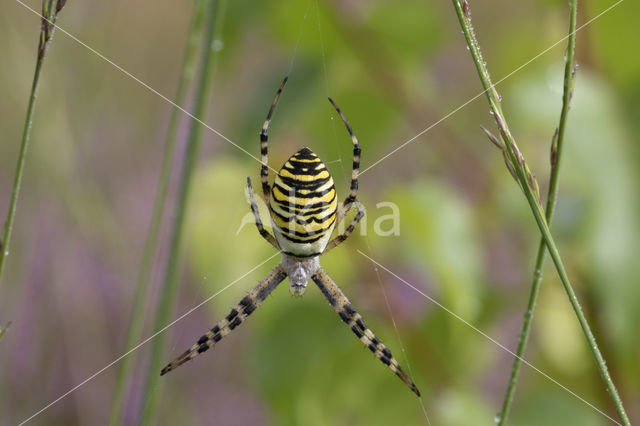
269;147;337;257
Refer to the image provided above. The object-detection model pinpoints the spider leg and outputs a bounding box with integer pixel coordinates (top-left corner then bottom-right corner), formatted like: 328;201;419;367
328;97;361;225
260;76;288;201
247;177;279;250
161;265;287;375
323;200;365;254
311;267;420;397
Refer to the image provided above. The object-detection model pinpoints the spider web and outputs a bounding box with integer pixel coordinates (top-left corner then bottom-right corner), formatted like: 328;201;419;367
8;0;627;424
310;0;432;423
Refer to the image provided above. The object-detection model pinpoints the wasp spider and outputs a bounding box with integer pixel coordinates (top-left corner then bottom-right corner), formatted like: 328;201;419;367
160;77;420;396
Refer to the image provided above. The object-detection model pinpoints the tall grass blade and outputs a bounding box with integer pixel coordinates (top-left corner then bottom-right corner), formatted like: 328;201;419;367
106;2;208;425
497;1;578;424
451;1;630;424
137;1;227;424
0;0;66;284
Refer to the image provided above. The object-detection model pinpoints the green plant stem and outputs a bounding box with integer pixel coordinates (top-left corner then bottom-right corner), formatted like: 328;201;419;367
0;321;11;342
106;3;207;425
497;2;578;424
138;1;226;424
0;0;64;283
451;1;630;424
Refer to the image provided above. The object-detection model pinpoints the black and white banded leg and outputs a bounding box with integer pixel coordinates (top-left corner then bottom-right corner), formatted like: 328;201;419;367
328;97;361;225
247;177;279;250
161;265;287;375
259;76;288;201
311;267;421;396
323;200;365;254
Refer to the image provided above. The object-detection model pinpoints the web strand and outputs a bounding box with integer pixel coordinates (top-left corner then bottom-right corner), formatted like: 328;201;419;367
357;250;621;426
314;1;431;423
358;0;624;176
13;0;278;173
17;252;281;425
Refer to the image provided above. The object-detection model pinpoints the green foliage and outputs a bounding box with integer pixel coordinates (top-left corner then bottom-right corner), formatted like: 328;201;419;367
0;0;638;425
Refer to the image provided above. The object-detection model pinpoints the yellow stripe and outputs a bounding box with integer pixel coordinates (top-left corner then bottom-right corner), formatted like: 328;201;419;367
278;168;330;181
272;185;336;206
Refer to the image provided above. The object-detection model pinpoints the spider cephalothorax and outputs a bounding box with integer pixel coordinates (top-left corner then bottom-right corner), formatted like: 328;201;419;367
161;77;420;397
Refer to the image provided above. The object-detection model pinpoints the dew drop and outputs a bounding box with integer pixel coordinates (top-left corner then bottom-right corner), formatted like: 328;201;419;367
494;414;502;424
4;251;8;257
211;39;224;52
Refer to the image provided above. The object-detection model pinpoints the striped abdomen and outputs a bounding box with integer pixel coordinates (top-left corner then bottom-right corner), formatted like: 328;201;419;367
270;147;337;257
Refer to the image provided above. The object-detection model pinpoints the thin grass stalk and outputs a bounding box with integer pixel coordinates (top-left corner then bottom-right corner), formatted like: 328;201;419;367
497;1;578;423
138;1;226;424
451;1;630;424
0;0;66;284
106;2;207;425
0;321;10;342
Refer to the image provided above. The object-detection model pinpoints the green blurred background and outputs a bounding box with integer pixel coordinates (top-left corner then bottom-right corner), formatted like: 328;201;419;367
1;0;638;424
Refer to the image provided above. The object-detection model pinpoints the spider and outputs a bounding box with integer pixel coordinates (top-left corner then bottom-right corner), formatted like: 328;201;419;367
160;77;420;397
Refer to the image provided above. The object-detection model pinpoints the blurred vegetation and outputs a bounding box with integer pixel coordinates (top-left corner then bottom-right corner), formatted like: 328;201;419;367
0;0;639;425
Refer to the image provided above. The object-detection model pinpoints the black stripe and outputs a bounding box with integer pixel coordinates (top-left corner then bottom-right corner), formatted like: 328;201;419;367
271;216;336;238
239;296;256;316
269;205;335;225
290;148;316;160
244;303;256;316
277;175;330;189
271;203;331;218
273;182;334;199
351;324;364;338
198;343;209;353
271;192;336;212
313;275;338;306
229;317;242;330
286;159;324;170
257;272;287;301
226;309;238;321
276;231;324;244
213;334;222;342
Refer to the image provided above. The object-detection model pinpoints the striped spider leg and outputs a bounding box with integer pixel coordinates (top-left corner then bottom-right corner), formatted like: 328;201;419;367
312;268;421;396
160;266;287;375
323;97;365;254
259;76;288;201
161;78;420;396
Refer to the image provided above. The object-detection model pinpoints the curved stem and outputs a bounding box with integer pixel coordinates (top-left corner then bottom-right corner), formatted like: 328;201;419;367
106;2;207;425
497;1;578;423
451;1;630;424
